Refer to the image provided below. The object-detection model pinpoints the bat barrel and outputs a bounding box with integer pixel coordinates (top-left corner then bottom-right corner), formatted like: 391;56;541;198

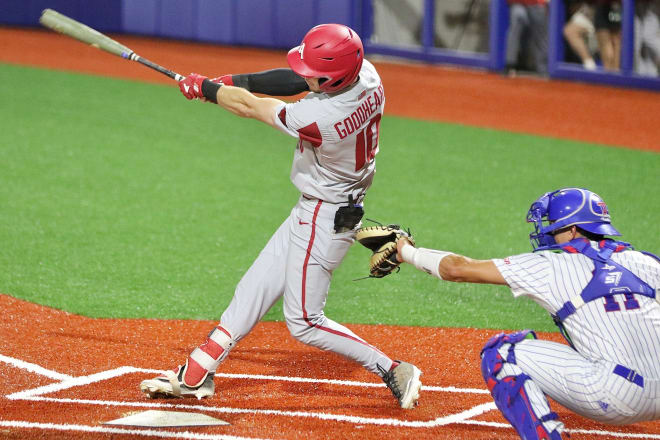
39;9;183;82
39;9;133;58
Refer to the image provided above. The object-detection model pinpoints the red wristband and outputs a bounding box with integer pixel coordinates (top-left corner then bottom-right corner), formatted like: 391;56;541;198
211;74;234;86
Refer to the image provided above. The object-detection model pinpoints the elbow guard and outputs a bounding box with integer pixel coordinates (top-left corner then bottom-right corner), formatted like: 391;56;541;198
234;69;309;96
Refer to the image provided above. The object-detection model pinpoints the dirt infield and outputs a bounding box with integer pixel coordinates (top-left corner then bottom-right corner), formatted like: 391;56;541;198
1;27;658;152
1;27;659;439
1;294;659;439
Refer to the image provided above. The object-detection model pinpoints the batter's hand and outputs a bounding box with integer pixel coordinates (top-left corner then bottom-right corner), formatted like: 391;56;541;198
179;73;207;100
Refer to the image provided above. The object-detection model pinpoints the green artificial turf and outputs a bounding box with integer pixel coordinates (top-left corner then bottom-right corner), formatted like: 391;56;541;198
1;63;658;332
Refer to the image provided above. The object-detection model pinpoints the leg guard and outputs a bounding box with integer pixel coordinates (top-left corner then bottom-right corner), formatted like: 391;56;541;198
481;330;563;440
182;325;236;387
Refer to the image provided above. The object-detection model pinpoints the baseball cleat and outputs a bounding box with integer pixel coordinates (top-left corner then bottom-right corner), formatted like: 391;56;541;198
380;361;422;409
140;366;215;400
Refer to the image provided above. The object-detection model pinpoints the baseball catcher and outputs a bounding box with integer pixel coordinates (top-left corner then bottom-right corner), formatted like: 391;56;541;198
355;224;414;278
393;187;660;439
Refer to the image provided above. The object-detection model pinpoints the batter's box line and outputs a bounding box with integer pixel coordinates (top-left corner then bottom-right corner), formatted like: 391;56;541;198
17;395;498;428
1;353;488;399
0;420;271;440
1;354;496;428
0;353;72;381
3;355;659;437
11;396;660;438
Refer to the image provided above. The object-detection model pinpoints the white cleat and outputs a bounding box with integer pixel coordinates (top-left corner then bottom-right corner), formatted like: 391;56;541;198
380;361;422;409
140;367;215;400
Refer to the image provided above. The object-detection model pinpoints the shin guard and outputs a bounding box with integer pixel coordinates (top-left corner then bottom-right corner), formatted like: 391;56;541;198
480;330;562;440
181;325;236;387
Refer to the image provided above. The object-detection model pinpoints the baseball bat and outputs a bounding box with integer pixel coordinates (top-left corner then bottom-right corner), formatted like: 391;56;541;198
39;8;184;82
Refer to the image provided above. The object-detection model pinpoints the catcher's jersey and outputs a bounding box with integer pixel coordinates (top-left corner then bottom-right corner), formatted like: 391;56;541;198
493;243;660;379
273;60;384;204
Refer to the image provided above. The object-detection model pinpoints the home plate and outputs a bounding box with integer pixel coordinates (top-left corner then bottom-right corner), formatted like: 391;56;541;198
104;410;230;427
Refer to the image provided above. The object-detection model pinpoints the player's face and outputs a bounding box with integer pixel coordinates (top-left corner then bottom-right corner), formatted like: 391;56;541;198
304;77;322;92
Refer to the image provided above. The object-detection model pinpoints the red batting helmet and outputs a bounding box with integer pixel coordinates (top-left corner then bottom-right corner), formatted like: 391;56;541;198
287;23;364;93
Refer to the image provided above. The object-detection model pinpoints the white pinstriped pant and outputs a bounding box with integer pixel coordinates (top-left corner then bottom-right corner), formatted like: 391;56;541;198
500;339;660;427
219;195;394;375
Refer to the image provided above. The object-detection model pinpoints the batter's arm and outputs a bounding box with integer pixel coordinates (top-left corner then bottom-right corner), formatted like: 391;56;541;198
212;84;284;128
178;74;284;128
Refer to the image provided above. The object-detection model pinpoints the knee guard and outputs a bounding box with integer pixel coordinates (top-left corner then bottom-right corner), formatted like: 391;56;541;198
480;330;562;440
182;325;236;387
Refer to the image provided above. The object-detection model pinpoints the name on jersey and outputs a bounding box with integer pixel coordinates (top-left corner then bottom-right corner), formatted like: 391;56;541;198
333;84;385;139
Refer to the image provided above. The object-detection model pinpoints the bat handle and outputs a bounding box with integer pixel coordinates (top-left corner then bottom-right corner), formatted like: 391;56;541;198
124;52;184;82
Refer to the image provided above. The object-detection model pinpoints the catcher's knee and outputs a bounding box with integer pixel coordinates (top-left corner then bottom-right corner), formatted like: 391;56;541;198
480;330;536;388
480;331;562;439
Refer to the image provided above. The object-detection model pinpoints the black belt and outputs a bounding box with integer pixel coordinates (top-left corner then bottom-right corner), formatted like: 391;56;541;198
614;364;644;388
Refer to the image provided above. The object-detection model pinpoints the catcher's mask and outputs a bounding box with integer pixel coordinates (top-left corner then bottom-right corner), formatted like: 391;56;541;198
287;23;363;93
527;187;621;251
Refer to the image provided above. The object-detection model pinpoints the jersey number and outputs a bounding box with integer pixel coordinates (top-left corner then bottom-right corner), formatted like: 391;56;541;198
603;294;640;312
355;114;381;171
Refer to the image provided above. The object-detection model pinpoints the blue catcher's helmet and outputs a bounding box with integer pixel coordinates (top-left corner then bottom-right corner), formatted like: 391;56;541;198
527;188;621;250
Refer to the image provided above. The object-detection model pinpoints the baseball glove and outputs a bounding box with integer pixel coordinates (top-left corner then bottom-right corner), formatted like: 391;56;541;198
355;224;415;278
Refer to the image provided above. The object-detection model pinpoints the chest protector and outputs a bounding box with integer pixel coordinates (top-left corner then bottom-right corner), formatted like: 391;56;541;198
542;238;657;346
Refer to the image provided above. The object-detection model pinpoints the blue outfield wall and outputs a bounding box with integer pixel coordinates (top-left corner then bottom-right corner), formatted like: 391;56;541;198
1;0;657;91
0;0;357;47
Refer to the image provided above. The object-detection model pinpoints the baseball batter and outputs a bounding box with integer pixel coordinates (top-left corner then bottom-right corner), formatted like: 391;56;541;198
140;24;422;409
395;188;659;439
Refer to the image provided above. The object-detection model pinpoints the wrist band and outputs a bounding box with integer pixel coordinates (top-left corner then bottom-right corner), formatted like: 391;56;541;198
400;243;417;265
201;79;222;103
401;245;452;280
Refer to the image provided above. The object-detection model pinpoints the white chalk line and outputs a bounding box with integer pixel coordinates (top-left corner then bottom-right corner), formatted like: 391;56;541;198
460;421;660;439
215;372;490;394
8;398;660;439
0;353;487;398
459;420;660;439
0;420;269;440
6;366;159;399
0;353;72;381
13;396;497;428
3;354;659;438
563;428;660;439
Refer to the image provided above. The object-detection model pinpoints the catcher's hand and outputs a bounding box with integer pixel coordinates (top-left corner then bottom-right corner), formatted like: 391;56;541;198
355;224;415;278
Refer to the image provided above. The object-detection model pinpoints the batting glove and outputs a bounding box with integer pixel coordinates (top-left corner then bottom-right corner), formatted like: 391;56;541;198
210;74;234;86
179;73;207;100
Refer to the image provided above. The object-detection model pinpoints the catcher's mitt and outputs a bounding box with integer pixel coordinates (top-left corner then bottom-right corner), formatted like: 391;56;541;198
355;224;415;278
